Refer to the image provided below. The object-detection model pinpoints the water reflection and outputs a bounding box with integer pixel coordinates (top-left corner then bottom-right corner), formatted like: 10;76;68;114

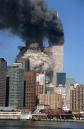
0;120;84;129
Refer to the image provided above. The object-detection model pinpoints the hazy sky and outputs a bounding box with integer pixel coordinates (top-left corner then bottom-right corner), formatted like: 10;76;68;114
0;0;84;83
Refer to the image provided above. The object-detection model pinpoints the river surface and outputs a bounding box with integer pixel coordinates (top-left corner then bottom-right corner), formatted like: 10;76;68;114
0;120;84;129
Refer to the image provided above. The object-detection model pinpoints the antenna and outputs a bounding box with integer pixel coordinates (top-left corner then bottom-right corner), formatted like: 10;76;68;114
57;11;59;17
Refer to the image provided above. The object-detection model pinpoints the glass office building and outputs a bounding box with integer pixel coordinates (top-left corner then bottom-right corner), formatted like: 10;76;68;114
7;64;24;108
56;73;66;86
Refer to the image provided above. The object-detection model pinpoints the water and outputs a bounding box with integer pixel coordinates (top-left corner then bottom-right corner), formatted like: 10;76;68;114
0;120;84;129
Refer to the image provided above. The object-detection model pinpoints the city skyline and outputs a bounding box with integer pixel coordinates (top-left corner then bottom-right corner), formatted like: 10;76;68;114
0;0;84;84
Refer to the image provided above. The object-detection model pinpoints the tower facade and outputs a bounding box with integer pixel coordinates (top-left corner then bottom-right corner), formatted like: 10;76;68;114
24;71;36;111
7;64;24;108
51;45;64;84
0;58;7;106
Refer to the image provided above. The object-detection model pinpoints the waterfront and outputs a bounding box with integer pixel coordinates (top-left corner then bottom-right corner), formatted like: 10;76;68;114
0;120;84;129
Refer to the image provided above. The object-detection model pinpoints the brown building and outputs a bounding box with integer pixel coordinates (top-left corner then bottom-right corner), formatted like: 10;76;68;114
0;58;7;106
24;71;36;111
70;85;84;112
39;93;63;109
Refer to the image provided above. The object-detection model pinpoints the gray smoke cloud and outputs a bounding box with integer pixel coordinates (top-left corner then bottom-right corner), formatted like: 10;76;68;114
0;0;64;49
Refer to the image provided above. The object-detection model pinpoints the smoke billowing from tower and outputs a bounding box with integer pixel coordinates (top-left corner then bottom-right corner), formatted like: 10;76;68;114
0;0;64;48
0;0;64;85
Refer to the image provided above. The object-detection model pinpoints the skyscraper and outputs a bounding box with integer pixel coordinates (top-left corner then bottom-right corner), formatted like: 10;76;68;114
24;71;36;111
0;58;7;106
7;64;24;108
56;72;66;86
16;58;30;72
51;45;64;84
6;77;10;107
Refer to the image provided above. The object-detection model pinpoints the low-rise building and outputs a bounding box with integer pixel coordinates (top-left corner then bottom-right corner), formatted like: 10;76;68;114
0;107;21;119
39;93;63;109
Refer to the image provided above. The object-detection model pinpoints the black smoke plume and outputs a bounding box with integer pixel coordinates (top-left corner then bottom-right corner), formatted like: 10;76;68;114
0;0;64;48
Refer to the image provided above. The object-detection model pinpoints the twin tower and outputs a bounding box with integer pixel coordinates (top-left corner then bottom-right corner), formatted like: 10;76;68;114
17;41;65;85
16;15;65;85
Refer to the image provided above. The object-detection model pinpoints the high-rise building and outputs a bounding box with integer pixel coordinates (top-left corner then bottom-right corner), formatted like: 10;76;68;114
56;72;66;86
36;82;44;97
66;76;76;85
16;58;30;72
51;45;64;84
7;64;24;108
36;73;46;96
23;59;30;72
64;85;74;111
6;77;10;107
0;58;7;106
70;85;84;112
24;71;36;111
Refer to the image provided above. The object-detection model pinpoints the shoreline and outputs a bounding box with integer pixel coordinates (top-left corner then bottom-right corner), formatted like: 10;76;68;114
0;119;84;123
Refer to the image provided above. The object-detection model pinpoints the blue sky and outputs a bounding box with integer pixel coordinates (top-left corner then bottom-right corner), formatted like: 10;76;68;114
0;0;84;83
